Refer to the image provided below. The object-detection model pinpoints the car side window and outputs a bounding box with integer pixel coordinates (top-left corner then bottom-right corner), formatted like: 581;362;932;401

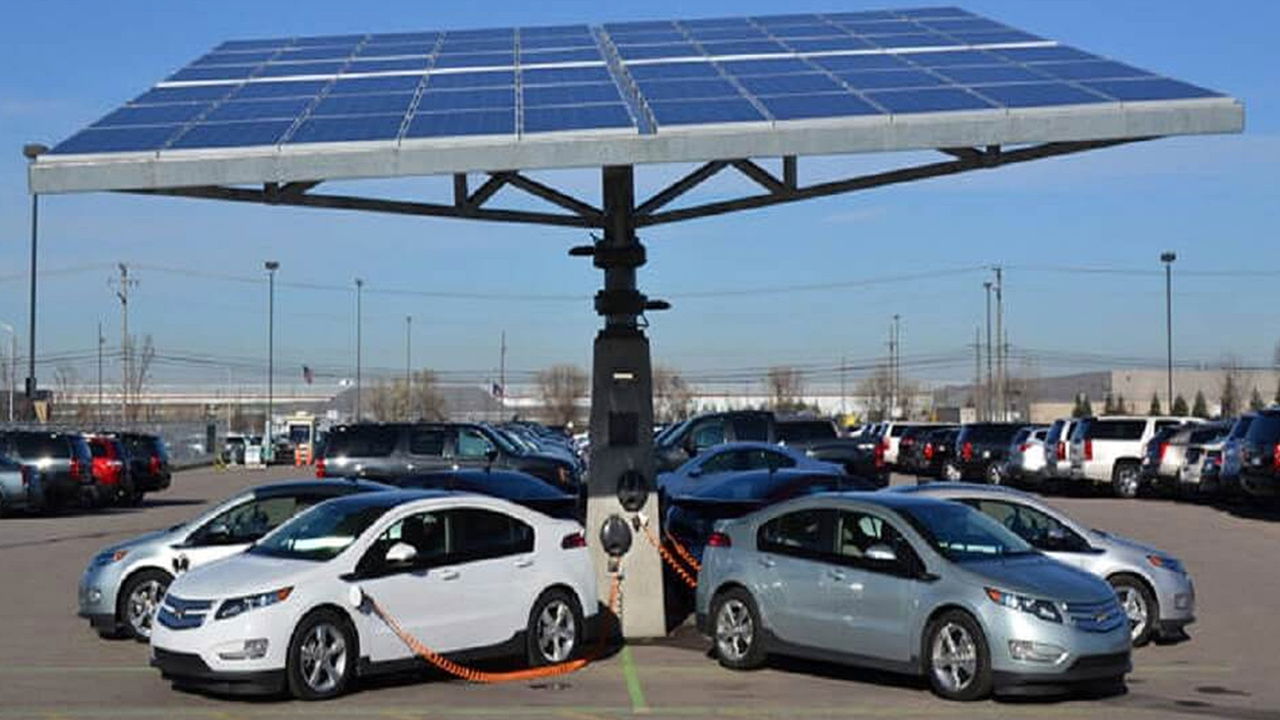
456;428;495;459
756;449;796;470
409;428;446;456
193;496;299;546
836;510;921;575
357;510;449;575
448;508;534;562
690;421;727;452
697;450;738;474
757;509;833;561
967;499;1088;553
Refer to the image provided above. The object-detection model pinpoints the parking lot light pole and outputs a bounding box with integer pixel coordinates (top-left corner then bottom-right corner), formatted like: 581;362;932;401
23;143;48;414
355;278;364;422
265;261;279;462
1161;251;1177;409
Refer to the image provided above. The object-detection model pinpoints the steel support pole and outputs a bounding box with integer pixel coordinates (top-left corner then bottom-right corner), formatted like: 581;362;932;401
984;282;993;422
585;165;664;638
266;264;277;460
26;194;38;409
994;266;1003;422
1165;261;1174;407
355;278;363;421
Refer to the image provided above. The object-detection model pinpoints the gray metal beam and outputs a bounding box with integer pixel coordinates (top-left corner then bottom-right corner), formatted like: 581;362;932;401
637;138;1150;226
122;185;600;228
465;173;509;209
730;159;787;194
634;160;728;215
502;172;602;221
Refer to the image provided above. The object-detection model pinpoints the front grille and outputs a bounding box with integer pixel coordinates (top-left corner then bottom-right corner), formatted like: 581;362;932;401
1064;598;1126;633
1071;651;1130;671
157;594;214;630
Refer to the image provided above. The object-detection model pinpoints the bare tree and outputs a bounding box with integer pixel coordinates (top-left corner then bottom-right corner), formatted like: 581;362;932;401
53;365;90;423
653;365;695;424
856;365;894;422
406;369;448;421
765;366;809;413
537;364;588;426
123;334;156;422
368;379;395;421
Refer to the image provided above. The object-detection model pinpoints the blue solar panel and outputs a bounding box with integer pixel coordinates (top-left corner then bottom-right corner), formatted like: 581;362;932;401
867;87;993;113
43;8;1238;157
524;104;634;133
171;120;293;149
406;109;515;137
289;115;404;143
972;82;1110;108
649;97;765;125
313;93;415;116
759;92;881;120
205;98;311;122
524;83;623;107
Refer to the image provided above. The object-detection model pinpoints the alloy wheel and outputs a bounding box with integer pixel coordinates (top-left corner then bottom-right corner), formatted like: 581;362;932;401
715;599;754;662
1117;467;1140;498
931;622;977;694
299;622;348;694
126;580;164;639
1116;586;1149;641
536;599;577;663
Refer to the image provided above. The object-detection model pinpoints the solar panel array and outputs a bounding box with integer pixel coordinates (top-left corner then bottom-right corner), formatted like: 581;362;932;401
50;6;1225;156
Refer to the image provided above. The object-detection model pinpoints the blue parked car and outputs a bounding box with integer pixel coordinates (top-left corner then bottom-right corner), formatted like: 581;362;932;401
387;468;581;520
659;442;844;499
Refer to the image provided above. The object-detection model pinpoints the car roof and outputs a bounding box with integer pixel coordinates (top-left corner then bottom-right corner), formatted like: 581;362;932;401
251;478;394;498
812;490;960;512
888;482;1036;502
704;441;794;453
314;488;453;513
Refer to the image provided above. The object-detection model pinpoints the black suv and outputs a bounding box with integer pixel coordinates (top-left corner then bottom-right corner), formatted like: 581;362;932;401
113;433;172;495
1238;409;1280;499
954;423;1026;483
318;422;579;490
0;430;93;510
915;427;961;481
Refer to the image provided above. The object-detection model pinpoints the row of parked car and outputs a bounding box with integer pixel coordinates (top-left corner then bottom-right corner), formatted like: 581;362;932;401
860;408;1280;501
0;429;172;514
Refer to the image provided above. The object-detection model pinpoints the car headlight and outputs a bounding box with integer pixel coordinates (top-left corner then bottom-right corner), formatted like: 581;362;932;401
91;549;128;567
1147;554;1185;575
215;587;293;620
985;587;1063;623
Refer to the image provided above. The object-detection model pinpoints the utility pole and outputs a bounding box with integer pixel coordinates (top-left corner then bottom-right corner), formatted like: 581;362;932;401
96;323;103;426
887;320;896;420
354;278;363;422
499;330;507;421
839;354;847;417
973;327;982;418
994;266;1004;422
112;263;137;424
265;261;279;460
405;315;412;419
893;314;901;420
1161;252;1177;409
983;281;993;422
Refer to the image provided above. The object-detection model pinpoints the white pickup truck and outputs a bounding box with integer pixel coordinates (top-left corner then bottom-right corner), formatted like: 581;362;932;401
1069;415;1200;497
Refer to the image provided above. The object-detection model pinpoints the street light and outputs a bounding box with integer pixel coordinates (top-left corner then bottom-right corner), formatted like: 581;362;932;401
1161;251;1177;409
22;143;48;410
354;278;364;422
265;261;279;462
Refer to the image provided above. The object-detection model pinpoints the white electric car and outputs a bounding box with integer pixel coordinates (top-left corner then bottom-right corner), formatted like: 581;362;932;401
150;490;597;699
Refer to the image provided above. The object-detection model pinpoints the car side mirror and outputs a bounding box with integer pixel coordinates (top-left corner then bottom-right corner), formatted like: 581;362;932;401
384;542;418;567
687;467;703;478
1047;526;1066;542
203;523;231;543
485;449;499;464
865;543;897;563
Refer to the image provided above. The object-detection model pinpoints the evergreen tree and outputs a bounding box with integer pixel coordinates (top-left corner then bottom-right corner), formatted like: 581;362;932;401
1191;390;1209;418
1148;392;1162;416
1102;393;1117;415
1172;395;1189;415
1220;374;1240;417
1250;387;1265;412
1116;394;1128;415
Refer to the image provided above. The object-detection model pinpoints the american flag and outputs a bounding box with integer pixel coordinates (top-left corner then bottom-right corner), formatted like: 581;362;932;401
491;382;504;398
302;365;314;384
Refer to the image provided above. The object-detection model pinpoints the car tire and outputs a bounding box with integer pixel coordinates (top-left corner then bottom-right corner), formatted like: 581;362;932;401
286;609;357;701
710;587;767;670
1112;462;1142;499
1109;574;1158;647
527;588;584;667
924;609;993;701
118;569;172;642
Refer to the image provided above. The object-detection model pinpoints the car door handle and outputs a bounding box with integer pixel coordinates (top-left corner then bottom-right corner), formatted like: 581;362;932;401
827;569;846;581
438;569;460;581
514;558;534;569
758;557;776;568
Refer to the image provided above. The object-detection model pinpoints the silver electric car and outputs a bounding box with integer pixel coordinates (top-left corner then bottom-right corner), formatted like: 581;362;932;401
696;493;1130;700
897;483;1194;646
78;479;389;640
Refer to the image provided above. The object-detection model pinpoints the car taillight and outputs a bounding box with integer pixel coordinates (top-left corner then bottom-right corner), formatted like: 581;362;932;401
148;455;161;474
1159;442;1170;461
1057;442;1066;461
315;457;327;478
1019;442;1031;453
1084;439;1094;461
1272;444;1280;471
873;441;886;469
961;442;973;462
70;458;84;481
20;465;31;488
561;531;586;549
923;443;934;461
707;532;732;548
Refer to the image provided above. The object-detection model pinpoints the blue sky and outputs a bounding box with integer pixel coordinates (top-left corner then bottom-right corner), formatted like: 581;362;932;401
2;1;1277;391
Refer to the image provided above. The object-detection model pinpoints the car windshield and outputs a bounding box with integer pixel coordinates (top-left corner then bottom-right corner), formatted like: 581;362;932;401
249;500;392;562
897;501;1035;562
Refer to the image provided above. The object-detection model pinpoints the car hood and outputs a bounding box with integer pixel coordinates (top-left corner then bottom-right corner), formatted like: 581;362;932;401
100;525;185;556
1090;529;1162;558
167;552;321;599
958;553;1113;604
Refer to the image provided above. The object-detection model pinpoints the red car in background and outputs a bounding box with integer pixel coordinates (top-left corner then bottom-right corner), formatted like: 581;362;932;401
86;435;138;506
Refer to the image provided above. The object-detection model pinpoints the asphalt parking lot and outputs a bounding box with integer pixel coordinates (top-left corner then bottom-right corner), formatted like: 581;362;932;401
1;466;1277;720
